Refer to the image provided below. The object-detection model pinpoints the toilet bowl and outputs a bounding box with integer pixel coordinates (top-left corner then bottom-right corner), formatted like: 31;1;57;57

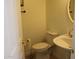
32;42;51;59
31;32;59;59
32;42;51;52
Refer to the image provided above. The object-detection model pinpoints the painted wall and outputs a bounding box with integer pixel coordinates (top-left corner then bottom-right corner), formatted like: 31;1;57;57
22;0;46;44
4;0;24;59
22;0;73;44
46;0;73;34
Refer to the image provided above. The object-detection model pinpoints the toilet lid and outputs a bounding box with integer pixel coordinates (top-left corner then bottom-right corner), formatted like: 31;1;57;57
32;42;50;49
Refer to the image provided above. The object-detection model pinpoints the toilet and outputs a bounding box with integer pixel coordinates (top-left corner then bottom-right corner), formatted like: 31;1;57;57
32;42;51;59
32;32;59;59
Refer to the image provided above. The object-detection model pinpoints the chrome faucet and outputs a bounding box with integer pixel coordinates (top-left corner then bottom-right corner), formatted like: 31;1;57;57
66;29;73;38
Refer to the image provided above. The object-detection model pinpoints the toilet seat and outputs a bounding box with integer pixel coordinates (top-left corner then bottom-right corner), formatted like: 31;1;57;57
32;42;51;53
32;42;50;49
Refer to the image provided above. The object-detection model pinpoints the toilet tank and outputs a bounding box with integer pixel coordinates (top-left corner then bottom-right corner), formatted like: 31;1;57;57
45;31;59;45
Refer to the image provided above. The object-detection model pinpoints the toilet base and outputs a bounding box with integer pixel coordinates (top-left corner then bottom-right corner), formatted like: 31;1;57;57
35;52;50;59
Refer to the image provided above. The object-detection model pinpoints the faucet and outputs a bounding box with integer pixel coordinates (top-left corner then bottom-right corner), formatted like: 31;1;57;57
66;29;73;38
67;31;72;37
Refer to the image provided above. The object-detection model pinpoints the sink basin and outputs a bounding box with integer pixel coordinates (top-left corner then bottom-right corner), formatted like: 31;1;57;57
53;35;72;50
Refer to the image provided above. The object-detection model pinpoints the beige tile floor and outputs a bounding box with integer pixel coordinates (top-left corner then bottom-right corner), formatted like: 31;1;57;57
25;54;58;59
50;55;58;59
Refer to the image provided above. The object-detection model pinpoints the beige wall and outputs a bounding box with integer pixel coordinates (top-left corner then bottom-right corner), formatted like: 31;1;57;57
46;0;73;34
22;0;46;44
22;0;73;45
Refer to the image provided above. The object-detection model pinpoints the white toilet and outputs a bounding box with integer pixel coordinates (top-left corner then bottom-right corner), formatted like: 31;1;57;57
32;42;51;59
32;32;59;59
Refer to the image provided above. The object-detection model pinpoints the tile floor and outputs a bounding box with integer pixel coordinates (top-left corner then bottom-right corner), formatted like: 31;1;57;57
25;54;58;59
50;54;58;59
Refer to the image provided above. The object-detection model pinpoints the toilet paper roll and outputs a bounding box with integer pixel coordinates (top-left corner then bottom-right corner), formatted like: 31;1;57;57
26;38;32;55
26;38;31;47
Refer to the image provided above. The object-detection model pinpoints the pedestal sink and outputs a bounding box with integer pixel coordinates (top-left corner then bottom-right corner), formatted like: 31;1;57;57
53;34;72;50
